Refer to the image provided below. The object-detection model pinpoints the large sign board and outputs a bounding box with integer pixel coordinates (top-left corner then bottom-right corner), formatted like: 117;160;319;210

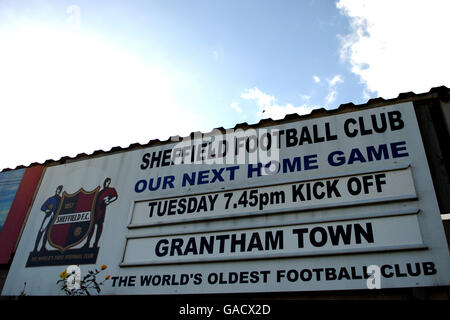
2;102;450;295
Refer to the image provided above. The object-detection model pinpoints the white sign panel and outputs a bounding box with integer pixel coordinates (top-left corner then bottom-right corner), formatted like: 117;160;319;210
130;167;416;226
2;102;450;295
123;212;424;265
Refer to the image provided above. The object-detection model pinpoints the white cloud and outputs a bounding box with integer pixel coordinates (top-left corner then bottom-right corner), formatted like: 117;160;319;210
328;75;344;87
230;102;242;113
337;0;450;98
313;75;321;83
241;87;316;120
241;88;276;111
261;104;316;120
0;24;201;169
324;74;344;106
300;94;311;102
325;89;338;105
362;89;372;101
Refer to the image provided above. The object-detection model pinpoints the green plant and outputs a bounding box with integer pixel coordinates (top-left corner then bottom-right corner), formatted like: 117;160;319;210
57;264;110;296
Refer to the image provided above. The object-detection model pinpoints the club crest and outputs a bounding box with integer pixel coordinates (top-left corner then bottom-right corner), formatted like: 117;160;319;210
26;178;118;267
48;187;99;253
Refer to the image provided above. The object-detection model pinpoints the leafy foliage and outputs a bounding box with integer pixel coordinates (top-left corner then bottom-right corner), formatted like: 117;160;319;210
57;264;110;296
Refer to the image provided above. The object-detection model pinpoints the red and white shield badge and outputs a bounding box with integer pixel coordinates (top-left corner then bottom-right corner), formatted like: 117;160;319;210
48;187;99;253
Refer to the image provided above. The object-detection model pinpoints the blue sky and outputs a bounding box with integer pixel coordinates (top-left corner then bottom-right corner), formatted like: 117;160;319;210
0;0;448;170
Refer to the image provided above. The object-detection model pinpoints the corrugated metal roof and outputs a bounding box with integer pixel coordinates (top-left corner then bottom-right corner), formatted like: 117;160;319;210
2;85;449;173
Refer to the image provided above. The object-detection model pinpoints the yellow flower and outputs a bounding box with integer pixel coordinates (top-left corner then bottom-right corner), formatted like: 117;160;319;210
105;275;111;280
59;270;69;279
101;264;107;270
